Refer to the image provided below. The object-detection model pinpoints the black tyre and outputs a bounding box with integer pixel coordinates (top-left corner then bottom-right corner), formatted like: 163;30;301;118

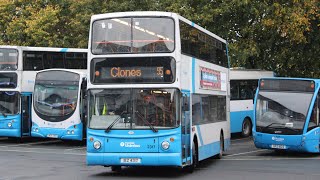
215;134;224;159
241;118;252;137
185;141;198;173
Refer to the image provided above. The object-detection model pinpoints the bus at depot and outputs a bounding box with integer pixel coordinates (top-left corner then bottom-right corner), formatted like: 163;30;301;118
230;69;273;137
86;11;231;171
253;78;320;153
0;46;87;138
31;69;87;141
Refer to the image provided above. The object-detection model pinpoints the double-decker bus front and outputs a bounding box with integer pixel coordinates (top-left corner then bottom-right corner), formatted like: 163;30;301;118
31;70;86;141
0;47;23;137
86;13;184;169
253;78;320;153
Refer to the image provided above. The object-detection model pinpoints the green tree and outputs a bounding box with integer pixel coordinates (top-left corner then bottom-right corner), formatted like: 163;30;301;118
0;0;318;77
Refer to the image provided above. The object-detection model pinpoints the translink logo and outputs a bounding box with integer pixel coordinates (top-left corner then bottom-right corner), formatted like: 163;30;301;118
120;142;141;148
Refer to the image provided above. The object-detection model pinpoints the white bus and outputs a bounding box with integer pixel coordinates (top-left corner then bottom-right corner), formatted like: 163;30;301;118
86;11;230;172
230;69;274;137
31;69;87;141
0;46;87;138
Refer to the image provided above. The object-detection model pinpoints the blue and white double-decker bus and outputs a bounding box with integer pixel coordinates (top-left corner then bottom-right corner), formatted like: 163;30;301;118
253;78;320;153
230;69;273;137
31;69;87;141
86;11;230;172
0;46;87;139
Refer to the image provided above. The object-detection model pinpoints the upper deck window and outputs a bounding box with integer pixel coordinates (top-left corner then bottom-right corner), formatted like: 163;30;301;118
180;21;228;68
92;17;175;54
0;48;18;70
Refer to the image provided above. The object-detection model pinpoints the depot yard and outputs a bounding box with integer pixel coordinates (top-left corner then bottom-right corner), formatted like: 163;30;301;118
0;136;319;180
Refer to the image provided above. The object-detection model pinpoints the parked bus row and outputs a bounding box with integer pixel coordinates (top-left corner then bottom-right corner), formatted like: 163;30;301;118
0;46;87;141
0;47;273;143
2;11;316;173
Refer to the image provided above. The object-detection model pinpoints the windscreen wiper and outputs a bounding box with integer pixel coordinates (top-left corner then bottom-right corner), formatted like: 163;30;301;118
105;116;122;133
135;111;158;133
105;111;126;133
0;111;7;118
261;122;285;132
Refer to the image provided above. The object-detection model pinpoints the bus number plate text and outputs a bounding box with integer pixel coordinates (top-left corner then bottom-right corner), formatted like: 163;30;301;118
47;134;58;138
271;144;286;149
120;158;141;163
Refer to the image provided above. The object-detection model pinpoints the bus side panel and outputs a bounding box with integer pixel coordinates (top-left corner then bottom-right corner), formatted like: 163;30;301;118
230;100;253;133
193;122;230;161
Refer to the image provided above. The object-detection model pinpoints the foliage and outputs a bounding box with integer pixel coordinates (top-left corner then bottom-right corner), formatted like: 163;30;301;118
0;0;318;77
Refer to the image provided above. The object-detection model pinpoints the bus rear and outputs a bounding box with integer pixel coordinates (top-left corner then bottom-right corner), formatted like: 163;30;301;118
253;78;320;153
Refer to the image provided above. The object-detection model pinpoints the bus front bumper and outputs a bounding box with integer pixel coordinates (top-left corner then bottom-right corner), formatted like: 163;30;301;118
0;116;22;137
253;130;320;153
0;128;21;137
87;152;182;167
31;124;83;141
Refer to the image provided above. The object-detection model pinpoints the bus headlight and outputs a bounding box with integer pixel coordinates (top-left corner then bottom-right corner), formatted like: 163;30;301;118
71;130;74;134
161;141;170;150
93;141;101;149
7;122;12;127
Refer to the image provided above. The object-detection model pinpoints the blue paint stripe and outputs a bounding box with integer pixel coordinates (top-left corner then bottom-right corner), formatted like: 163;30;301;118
191;22;195;27
192;58;195;93
60;48;68;52
196;125;204;146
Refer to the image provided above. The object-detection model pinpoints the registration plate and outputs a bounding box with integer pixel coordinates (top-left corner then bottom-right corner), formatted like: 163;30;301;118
120;158;141;163
271;144;287;149
47;134;58;138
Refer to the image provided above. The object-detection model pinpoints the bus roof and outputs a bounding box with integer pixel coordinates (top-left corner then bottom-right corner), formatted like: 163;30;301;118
260;77;320;83
90;11;227;43
0;45;87;53
230;69;274;80
36;68;87;77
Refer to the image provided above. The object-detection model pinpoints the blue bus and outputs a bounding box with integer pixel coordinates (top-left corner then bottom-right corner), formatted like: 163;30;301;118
230;69;273;137
0;46;87;139
86;11;230;172
31;69;87;141
253;78;320;153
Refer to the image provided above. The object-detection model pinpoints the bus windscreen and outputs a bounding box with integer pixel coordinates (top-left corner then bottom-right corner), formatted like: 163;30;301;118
91;57;175;83
0;73;17;88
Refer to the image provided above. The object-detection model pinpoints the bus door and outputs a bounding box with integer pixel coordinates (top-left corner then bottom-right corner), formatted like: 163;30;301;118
21;94;32;136
181;91;191;165
80;78;87;139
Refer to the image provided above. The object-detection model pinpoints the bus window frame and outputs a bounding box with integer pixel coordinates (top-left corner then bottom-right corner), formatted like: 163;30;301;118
90;16;176;55
0;48;19;71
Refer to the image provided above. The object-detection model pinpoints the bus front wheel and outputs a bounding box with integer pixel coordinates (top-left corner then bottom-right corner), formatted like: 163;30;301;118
186;141;198;173
241;118;252;137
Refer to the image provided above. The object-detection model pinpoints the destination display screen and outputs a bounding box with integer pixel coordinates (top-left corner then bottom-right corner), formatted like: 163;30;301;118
91;57;175;83
259;79;315;92
0;73;17;88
